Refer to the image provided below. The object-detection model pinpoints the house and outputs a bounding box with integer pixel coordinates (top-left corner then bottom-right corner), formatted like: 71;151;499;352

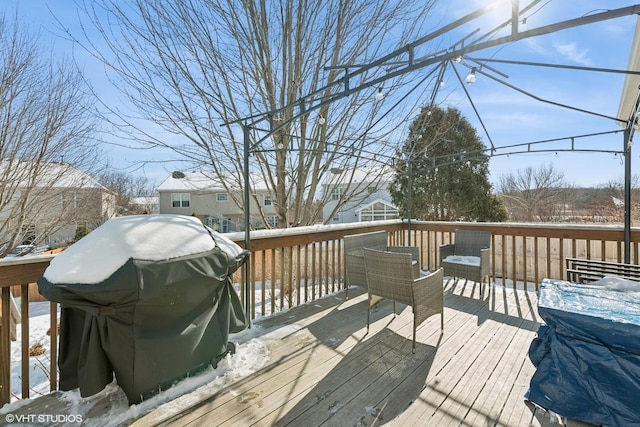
157;171;277;231
0;160;117;251
322;166;399;224
131;196;159;214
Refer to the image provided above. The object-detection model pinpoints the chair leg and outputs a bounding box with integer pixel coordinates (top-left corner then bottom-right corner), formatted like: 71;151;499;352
393;301;396;318
412;321;416;352
367;294;371;330
441;311;444;331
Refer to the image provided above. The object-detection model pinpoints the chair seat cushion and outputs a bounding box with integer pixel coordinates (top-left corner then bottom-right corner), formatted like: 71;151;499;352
442;255;481;266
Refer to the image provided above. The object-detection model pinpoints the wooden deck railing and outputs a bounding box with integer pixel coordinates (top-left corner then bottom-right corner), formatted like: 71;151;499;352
0;255;57;406
2;219;640;406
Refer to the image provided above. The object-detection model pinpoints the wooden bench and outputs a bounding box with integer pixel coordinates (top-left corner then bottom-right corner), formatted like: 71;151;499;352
565;257;640;283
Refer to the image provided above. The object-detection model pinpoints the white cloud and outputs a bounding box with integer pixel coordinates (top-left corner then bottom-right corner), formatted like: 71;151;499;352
553;42;592;66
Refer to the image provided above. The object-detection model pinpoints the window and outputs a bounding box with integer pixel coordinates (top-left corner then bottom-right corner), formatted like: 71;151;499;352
171;193;190;208
266;216;278;227
263;194;272;206
205;215;229;232
330;187;343;201
216;193;228;202
359;201;398;222
61;192;78;210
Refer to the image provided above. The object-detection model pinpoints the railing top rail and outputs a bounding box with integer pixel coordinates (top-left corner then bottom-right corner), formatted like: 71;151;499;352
2;220;640;287
408;221;640;240
226;220;405;248
0;254;56;267
224;219;404;241
0;255;54;289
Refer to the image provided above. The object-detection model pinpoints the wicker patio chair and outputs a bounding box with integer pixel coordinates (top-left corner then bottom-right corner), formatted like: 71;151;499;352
344;231;420;298
439;229;491;298
363;248;444;350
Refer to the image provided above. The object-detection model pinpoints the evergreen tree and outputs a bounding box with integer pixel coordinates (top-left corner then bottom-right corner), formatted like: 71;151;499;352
390;106;507;222
73;225;90;242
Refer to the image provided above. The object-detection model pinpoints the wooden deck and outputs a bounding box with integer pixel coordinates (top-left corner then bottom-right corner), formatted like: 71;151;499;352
131;280;559;427
4;279;594;427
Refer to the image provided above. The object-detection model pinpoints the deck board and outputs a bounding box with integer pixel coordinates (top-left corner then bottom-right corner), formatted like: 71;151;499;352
136;279;549;427
4;280;600;427
406;281;533;426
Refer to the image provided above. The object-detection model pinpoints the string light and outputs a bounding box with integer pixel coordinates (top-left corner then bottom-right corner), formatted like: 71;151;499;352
375;87;384;101
465;68;477;84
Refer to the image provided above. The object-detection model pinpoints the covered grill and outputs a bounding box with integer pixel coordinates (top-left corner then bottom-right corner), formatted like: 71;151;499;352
38;214;248;404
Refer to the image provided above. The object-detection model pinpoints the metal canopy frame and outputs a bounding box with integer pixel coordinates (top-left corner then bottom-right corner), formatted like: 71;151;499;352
230;1;640;322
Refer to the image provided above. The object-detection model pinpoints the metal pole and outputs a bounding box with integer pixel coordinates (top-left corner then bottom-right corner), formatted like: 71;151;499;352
243;124;252;326
407;161;412;246
624;86;640;264
625;126;631;264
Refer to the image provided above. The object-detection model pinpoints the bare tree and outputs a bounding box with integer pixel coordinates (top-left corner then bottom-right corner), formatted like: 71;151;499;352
98;169;157;215
0;14;102;255
72;0;437;227
590;176;640;223
497;163;570;222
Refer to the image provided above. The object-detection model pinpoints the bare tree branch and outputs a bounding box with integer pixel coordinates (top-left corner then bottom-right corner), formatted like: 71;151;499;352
0;13;102;254
71;0;438;227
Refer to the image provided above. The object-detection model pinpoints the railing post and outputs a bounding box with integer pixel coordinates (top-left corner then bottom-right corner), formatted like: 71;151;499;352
0;287;11;405
50;302;58;392
20;284;29;399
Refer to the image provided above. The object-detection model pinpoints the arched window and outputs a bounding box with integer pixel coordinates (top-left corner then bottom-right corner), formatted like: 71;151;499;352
357;199;399;221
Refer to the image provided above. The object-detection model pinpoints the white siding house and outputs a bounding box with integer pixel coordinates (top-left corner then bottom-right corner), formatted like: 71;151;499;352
157;171;277;231
322;166;399;224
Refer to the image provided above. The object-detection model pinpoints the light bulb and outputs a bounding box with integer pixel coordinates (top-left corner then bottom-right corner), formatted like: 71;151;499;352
465;68;476;84
375;88;384;101
318;116;326;125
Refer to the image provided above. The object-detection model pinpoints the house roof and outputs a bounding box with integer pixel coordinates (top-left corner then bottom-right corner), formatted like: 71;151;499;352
322;165;395;186
157;171;269;192
41;162;106;189
355;198;398;213
1;159;107;190
157;171;224;191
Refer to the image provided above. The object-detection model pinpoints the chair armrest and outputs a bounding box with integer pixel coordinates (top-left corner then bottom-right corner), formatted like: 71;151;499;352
413;267;443;285
439;244;455;261
411;268;444;323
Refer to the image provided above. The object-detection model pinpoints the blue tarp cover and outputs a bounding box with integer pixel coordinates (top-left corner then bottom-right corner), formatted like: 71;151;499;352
528;278;640;426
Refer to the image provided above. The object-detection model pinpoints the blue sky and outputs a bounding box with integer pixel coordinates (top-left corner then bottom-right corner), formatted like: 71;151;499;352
2;1;640;188
435;0;640;187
